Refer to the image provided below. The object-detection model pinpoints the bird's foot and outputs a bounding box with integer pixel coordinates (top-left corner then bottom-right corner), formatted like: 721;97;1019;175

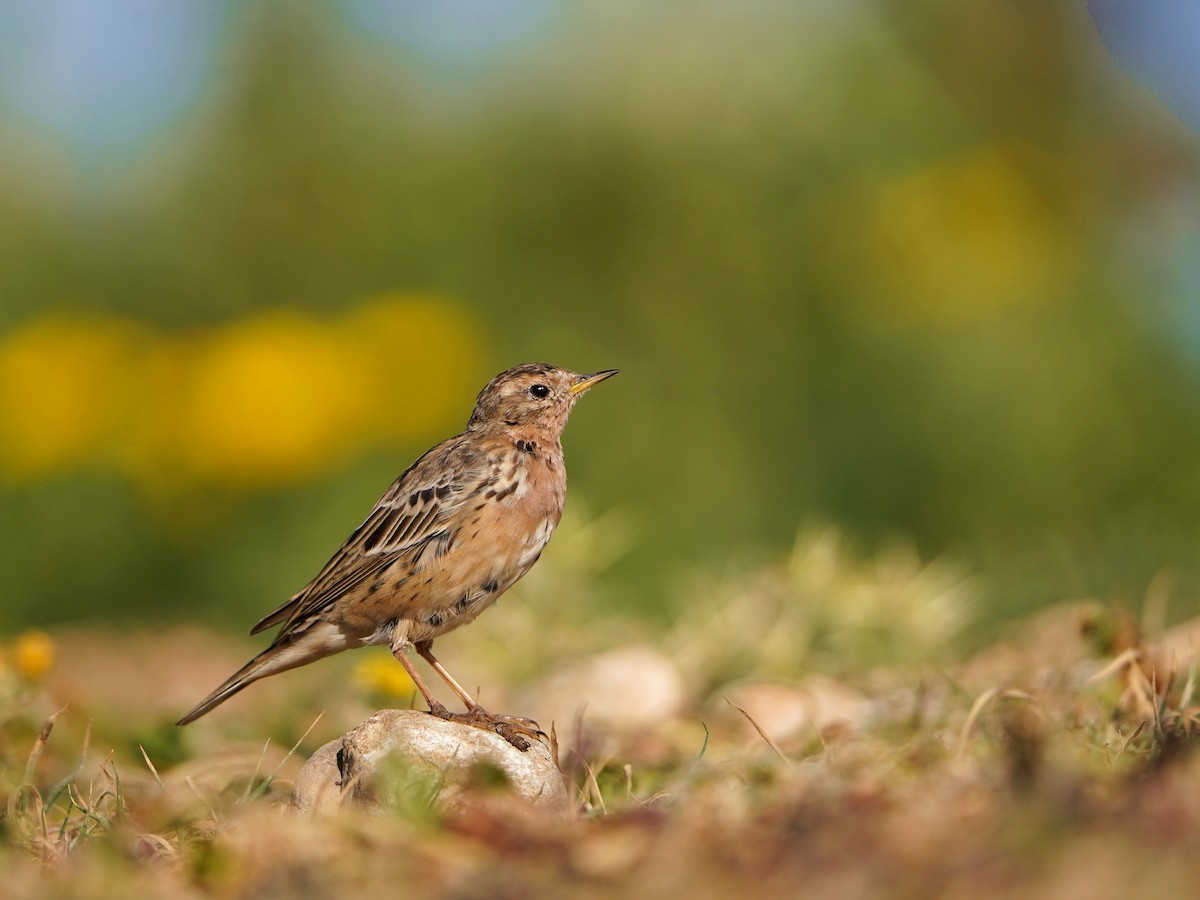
427;702;545;752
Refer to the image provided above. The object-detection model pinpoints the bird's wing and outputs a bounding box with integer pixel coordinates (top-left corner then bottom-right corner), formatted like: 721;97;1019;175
250;444;484;638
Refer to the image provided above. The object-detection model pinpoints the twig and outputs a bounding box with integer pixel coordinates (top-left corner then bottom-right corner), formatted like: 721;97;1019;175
45;718;93;810
1180;662;1197;737
696;720;710;763
248;711;324;802
139;746;165;789
957;686;1000;755
725;697;791;766
1088;648;1141;684
23;705;68;785
242;739;274;805
1114;720;1147;766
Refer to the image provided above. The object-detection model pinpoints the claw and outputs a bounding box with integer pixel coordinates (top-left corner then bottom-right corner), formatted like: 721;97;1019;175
428;705;546;752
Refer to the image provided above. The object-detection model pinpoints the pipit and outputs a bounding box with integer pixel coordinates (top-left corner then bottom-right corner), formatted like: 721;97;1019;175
178;363;618;750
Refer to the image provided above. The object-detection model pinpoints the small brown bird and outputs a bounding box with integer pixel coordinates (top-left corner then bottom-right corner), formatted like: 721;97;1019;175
178;363;618;749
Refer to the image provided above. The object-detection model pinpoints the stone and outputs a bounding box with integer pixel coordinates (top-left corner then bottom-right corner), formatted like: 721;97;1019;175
290;737;344;816
290;709;570;816
720;676;873;748
530;646;686;734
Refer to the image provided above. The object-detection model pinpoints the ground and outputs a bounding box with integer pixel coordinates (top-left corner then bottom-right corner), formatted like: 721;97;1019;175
3;536;1200;899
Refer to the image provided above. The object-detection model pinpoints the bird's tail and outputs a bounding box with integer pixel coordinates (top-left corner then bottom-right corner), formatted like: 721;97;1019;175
176;621;348;726
176;653;274;725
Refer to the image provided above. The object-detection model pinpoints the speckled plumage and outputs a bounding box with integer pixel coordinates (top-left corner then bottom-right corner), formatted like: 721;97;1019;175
178;364;618;748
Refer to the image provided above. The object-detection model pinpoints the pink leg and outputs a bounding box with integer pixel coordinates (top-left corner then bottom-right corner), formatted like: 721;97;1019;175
414;640;477;710
400;639;543;752
391;644;451;717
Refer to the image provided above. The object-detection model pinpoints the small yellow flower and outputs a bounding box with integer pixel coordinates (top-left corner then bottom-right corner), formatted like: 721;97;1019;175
353;655;415;699
14;630;56;681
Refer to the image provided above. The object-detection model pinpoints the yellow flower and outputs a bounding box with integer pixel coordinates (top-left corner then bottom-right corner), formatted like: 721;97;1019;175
342;294;487;445
178;311;367;485
353;655;416;699
14;630;56;681
865;145;1076;324
0;316;147;480
0;294;486;491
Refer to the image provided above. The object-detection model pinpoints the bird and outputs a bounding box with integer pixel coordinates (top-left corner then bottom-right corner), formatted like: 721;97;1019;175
177;363;618;750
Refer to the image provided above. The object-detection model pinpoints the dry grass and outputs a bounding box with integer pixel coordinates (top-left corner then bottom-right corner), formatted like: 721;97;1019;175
4;532;1200;898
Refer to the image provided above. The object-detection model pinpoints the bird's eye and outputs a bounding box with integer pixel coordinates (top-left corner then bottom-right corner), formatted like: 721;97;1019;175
529;384;550;399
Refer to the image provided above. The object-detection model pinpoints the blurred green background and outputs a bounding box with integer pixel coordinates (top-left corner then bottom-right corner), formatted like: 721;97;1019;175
3;0;1200;635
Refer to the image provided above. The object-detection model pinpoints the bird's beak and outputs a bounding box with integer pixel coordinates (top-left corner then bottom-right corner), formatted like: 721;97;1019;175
568;369;620;395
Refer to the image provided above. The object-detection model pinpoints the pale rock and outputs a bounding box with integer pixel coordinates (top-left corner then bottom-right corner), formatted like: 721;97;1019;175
721;676;872;747
529;646;686;735
291;738;344;815
290;709;570;816
1156;616;1200;667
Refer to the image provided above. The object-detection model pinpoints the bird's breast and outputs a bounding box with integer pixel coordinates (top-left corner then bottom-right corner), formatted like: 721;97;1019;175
470;449;565;574
395;450;565;641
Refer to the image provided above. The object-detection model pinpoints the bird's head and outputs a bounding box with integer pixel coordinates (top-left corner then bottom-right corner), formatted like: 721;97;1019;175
467;363;618;435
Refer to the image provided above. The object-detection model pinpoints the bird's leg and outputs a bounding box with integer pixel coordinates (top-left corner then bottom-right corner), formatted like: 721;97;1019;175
413;639;477;709
412;640;544;752
390;644;453;719
415;640;538;725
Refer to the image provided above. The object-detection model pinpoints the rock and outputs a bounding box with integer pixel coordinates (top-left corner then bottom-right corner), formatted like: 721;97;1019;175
1157;616;1200;667
956;602;1097;692
530;646;686;735
720;676;873;748
290;709;570;817
290;738;344;816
